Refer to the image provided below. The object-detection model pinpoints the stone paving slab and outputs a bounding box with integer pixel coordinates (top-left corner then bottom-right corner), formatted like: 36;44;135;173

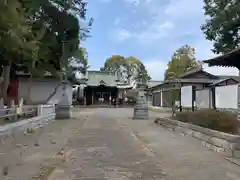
47;109;168;180
116;109;240;180
3;107;240;180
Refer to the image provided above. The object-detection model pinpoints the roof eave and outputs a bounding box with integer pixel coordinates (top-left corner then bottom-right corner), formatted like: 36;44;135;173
204;62;237;68
203;47;240;62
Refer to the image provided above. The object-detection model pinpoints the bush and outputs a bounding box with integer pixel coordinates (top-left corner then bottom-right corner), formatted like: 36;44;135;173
173;109;240;134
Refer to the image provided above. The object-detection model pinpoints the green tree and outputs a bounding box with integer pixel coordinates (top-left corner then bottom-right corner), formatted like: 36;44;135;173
201;0;240;54
19;0;93;75
67;48;90;84
102;55;126;72
0;0;92;103
102;55;150;83
164;45;201;80
0;0;37;101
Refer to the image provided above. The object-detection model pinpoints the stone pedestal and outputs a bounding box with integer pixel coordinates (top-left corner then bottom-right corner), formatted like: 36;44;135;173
55;105;72;119
55;83;72;119
133;84;149;120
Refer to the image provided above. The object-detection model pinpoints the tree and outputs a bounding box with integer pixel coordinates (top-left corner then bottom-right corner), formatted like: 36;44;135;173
102;55;151;83
0;0;92;103
102;55;126;72
125;56;151;83
20;0;93;74
0;0;37;102
164;45;201;80
67;48;90;84
201;0;240;54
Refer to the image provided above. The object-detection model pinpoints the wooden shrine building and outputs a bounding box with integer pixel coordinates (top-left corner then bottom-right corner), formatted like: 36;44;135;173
77;70;136;106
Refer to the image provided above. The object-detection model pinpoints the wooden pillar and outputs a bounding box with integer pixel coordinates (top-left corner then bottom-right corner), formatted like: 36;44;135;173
84;90;86;106
109;91;111;106
151;92;154;106
91;91;94;105
160;91;163;107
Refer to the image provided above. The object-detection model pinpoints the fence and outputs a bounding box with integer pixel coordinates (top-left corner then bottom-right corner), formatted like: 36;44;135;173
0;104;56;136
0;105;38;122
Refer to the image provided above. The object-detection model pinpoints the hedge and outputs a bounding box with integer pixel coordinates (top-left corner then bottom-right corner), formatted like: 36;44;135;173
172;109;240;134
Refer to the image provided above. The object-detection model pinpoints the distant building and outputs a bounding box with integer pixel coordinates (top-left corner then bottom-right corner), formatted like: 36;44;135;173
75;70;137;106
149;68;240;107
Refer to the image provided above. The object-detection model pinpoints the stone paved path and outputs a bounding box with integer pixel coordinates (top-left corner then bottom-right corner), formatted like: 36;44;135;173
47;108;167;180
2;108;240;180
116;108;240;180
0;109;85;180
48;108;240;180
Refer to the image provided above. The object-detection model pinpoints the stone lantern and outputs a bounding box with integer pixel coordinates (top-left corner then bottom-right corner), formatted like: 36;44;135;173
133;83;149;120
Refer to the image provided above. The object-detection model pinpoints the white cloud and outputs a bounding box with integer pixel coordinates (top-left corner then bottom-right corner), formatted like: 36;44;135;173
165;0;203;19
111;20;174;44
144;59;168;80
123;0;140;6
112;0;240;78
110;28;132;42
135;21;174;44
114;0;202;44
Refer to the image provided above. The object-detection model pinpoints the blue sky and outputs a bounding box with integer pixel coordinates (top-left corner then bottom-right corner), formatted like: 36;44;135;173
84;0;238;80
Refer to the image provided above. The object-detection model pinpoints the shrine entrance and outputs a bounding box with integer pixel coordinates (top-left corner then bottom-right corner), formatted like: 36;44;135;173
85;85;118;106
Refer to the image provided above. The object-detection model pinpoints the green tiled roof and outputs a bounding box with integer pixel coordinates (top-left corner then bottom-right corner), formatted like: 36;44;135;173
86;71;117;87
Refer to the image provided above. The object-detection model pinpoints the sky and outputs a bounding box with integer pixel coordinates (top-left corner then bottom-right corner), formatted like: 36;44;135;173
83;0;239;80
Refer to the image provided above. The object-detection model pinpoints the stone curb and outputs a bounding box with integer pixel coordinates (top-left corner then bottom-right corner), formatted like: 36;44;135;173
225;157;240;167
155;117;240;158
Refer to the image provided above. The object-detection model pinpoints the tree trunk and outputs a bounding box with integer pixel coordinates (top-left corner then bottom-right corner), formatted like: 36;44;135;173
0;66;10;105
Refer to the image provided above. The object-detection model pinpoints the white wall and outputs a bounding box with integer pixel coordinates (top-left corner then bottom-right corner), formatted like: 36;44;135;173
18;78;72;105
18;78;60;103
181;86;193;107
196;89;210;108
215;85;238;109
47;82;73;105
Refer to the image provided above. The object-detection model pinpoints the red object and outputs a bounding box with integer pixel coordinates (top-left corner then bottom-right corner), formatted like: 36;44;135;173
7;78;19;104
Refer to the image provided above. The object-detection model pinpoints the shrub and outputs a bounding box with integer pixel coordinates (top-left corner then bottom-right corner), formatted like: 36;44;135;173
173;109;240;134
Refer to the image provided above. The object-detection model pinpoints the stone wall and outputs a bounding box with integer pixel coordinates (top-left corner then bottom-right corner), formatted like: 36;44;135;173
0;104;55;136
155;117;240;158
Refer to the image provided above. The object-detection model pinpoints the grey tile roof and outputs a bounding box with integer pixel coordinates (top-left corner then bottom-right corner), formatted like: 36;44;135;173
178;68;202;78
86;71;117;87
203;47;240;67
148;78;215;89
217;75;240;82
173;78;216;83
179;68;217;79
209;78;231;86
209;77;239;86
147;80;163;88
